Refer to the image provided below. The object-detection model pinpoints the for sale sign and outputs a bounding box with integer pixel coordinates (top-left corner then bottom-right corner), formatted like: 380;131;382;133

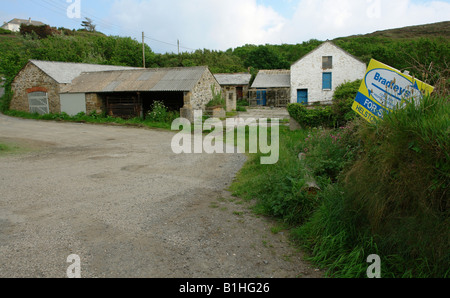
352;59;434;123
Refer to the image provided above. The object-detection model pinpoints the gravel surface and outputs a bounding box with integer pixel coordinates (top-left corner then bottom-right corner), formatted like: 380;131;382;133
0;113;322;278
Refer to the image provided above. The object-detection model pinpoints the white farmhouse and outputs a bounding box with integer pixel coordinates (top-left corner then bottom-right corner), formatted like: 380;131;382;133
290;41;367;105
1;18;45;32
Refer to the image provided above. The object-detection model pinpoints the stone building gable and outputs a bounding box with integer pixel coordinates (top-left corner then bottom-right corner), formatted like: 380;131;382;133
189;68;222;111
10;62;62;113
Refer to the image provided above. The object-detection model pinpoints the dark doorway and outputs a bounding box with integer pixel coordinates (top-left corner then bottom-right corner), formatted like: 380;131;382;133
141;91;184;118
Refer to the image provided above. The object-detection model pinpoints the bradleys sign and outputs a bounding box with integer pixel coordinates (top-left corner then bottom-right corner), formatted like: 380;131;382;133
353;59;434;123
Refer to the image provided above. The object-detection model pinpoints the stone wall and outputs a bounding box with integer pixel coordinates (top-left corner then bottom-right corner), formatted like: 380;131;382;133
85;93;103;114
10;62;62;113
189;68;222;111
222;86;237;112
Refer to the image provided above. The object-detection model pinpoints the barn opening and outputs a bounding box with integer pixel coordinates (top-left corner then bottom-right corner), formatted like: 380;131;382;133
99;91;184;119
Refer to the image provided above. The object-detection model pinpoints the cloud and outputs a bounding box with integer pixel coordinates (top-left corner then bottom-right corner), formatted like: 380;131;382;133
110;0;286;52
279;0;450;43
109;0;450;53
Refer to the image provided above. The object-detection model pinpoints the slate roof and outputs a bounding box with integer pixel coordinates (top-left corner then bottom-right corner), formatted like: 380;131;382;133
29;60;140;84
61;66;209;93
2;18;45;27
214;73;251;86
251;70;291;88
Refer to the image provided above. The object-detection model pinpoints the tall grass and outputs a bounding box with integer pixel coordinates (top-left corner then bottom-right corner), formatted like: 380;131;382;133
296;94;449;278
230;127;320;224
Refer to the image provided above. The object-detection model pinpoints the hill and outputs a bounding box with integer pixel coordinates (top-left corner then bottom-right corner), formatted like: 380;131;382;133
0;21;448;96
360;21;450;39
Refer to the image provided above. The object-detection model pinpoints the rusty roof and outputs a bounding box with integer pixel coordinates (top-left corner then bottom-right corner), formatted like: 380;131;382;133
61;66;209;93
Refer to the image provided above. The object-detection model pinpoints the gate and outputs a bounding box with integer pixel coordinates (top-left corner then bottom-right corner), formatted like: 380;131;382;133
28;91;49;115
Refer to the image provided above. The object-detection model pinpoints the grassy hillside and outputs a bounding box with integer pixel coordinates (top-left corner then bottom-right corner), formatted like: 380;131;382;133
361;21;450;39
0;21;448;109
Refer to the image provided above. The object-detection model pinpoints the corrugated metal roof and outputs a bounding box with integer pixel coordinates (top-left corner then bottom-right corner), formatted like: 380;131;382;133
30;60;139;84
214;73;251;86
61;66;208;93
251;70;291;88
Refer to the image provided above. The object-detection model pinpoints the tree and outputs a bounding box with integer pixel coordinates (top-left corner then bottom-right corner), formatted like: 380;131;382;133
81;18;96;32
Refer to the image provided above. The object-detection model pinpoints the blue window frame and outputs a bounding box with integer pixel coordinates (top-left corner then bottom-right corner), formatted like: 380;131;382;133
323;72;332;90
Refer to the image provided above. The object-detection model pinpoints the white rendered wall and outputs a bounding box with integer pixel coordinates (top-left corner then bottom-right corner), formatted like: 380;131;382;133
290;42;367;105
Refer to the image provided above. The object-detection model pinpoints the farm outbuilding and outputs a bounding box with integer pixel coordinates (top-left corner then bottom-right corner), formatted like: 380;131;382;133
60;66;221;120
10;60;138;115
249;70;291;107
214;73;251;111
10;60;220;121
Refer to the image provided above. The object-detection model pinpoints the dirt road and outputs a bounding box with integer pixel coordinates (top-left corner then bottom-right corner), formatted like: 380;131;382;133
0;113;321;278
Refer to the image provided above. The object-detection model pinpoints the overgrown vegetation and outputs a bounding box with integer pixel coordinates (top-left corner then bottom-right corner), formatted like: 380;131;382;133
287;79;361;129
3;108;176;130
231;70;449;277
206;86;226;108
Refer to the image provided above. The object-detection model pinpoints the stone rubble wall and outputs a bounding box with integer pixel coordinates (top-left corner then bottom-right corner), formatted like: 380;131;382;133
10;63;62;113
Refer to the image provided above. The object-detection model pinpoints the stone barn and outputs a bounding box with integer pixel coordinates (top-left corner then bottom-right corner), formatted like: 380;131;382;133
10;60;137;114
249;70;291;107
60;66;221;121
10;60;220;121
214;73;251;111
290;41;367;105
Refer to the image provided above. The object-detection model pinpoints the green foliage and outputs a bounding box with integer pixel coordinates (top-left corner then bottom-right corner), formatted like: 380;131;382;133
332;80;361;127
230;127;320;225
20;24;57;39
287;103;335;128
0;28;12;35
242;45;290;70
296;94;450;278
206;86;225;108
146;100;179;123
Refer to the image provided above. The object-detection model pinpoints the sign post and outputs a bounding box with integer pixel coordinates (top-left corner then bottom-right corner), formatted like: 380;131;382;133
353;59;434;123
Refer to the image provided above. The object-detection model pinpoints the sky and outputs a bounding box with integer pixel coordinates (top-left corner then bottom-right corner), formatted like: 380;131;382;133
1;0;449;53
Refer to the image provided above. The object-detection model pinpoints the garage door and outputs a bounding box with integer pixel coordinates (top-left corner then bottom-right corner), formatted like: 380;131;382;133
28;91;49;115
60;93;86;116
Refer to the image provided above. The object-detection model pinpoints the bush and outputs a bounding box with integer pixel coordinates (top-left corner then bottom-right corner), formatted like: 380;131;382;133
206;85;225;108
339;94;449;277
0;28;12;35
146;101;179;123
288;103;335;128
332;80;361;127
20;24;57;39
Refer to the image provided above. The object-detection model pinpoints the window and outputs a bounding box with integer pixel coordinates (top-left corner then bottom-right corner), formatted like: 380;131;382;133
28;91;49;115
322;56;333;69
323;73;332;90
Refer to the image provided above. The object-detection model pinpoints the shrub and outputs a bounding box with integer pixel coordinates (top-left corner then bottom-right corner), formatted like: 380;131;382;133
332;80;361;127
288;103;335;128
146;101;179;123
20;24;58;39
206;85;225;108
0;28;12;35
340;94;450;277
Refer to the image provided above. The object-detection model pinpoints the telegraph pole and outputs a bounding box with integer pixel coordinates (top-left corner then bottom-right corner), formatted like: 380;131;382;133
142;32;146;68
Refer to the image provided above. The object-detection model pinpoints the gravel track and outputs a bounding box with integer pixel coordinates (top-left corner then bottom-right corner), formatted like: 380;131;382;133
0;113;322;278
